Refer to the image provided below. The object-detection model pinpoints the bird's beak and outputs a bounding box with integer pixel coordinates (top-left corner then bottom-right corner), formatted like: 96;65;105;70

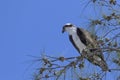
62;29;65;33
62;27;65;33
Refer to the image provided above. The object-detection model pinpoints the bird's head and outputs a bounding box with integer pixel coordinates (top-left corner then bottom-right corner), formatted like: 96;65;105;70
62;23;77;34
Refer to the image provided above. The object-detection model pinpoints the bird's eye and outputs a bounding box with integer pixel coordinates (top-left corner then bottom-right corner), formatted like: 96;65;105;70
64;24;72;27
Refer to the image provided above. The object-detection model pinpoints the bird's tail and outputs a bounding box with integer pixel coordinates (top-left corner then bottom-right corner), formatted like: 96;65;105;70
85;49;110;72
97;58;111;72
92;51;111;72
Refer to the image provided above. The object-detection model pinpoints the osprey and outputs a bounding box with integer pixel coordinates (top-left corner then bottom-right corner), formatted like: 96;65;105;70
62;23;110;71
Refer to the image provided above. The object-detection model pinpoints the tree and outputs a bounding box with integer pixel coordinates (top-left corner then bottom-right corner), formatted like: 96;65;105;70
32;0;120;80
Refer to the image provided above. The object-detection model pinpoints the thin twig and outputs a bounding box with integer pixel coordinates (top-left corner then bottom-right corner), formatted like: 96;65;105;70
103;27;120;38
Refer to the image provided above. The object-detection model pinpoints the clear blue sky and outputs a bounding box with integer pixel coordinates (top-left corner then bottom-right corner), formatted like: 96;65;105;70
0;0;119;80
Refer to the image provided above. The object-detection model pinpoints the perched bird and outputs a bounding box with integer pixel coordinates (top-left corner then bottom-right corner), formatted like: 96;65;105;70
62;23;110;71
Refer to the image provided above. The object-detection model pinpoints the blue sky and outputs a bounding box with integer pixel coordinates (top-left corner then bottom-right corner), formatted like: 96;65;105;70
0;0;119;80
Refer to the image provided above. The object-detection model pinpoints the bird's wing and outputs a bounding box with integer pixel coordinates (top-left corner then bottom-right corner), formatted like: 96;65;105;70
79;28;97;48
79;28;106;61
78;28;109;71
76;28;87;46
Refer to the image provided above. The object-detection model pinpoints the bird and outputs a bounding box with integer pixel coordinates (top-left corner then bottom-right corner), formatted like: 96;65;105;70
62;23;110;71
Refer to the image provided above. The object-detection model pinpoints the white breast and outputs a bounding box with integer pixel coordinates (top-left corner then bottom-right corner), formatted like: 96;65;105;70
72;33;86;53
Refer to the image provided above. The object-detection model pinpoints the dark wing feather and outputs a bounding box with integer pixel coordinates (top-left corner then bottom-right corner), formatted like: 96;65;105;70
69;35;80;53
76;28;87;46
78;28;97;47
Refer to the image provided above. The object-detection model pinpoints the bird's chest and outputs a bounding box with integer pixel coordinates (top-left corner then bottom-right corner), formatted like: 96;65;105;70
72;33;81;44
71;33;86;52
